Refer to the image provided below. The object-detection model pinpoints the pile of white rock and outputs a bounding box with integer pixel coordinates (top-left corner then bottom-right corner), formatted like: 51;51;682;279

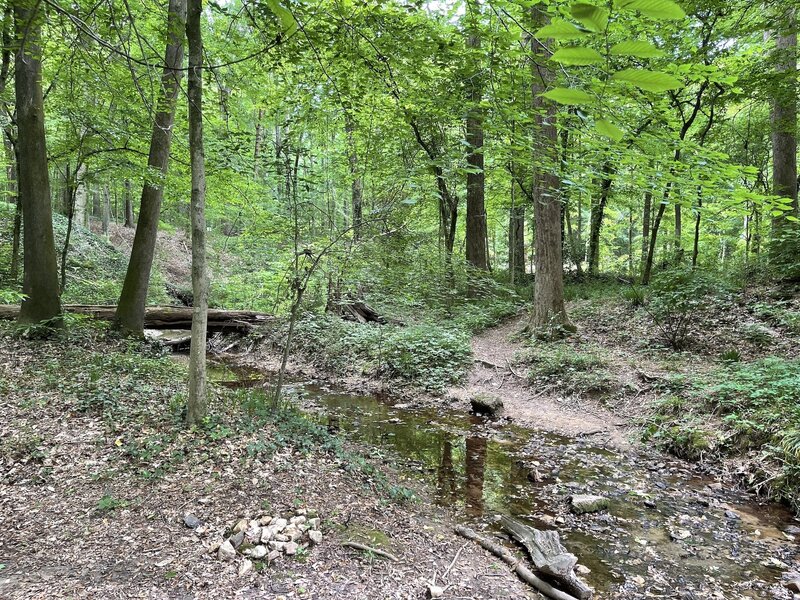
213;509;322;575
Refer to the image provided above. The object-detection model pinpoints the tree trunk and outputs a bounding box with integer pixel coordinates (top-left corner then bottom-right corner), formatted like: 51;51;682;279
253;108;264;178
465;0;488;271
691;186;702;269
344;111;363;241
508;184;525;283
5;136;20;281
640;189;652;275
14;0;61;326
530;9;571;333
60;163;77;291
186;0;208;426
769;8;798;265
102;184;111;236
123;179;134;227
115;0;186;336
73;163;87;228
642;194;668;285
587;164;613;275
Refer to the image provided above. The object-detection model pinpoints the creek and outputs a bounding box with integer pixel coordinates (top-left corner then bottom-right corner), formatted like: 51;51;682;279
209;359;800;599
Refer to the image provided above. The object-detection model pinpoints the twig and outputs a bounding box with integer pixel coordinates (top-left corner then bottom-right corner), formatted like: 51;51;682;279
443;542;468;579
342;541;399;562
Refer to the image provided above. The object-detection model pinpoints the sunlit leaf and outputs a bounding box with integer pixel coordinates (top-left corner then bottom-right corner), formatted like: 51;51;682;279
610;40;665;58
612;68;683;92
615;0;686;20
595;118;625;141
551;46;604;65
535;19;587;41
540;87;594;105
570;3;609;33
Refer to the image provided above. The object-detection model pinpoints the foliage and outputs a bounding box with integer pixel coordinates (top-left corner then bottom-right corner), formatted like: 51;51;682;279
522;341;616;396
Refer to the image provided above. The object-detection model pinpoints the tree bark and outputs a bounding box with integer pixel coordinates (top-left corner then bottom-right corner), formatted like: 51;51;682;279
344;111;363;241
769;7;798;265
465;0;488;271
14;0;62;325
102;184;111;236
186;0;208;426
123;179;134;227
640;189;652;275
530;9;571;333
508;184;525;283
587;163;613;275
5;136;20;281
115;0;186;336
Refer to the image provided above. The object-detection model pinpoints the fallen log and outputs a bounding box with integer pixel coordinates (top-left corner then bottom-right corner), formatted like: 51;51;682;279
454;525;579;600
340;301;387;324
501;516;592;599
0;304;275;332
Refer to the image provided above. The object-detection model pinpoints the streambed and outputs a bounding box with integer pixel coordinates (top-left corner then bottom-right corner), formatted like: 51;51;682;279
210;361;800;599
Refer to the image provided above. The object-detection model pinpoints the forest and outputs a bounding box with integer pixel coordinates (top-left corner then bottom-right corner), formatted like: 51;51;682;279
0;0;799;598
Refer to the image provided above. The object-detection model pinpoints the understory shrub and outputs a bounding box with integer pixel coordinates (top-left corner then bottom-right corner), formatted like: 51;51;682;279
523;342;616;396
383;325;471;392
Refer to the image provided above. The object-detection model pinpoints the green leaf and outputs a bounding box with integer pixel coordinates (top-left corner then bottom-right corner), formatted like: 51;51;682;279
610;40;665;58
551;47;604;65
570;3;609;33
612;68;683;92
595;118;625;141
266;0;297;35
540;87;594;105
615;0;686;20
535;19;587;41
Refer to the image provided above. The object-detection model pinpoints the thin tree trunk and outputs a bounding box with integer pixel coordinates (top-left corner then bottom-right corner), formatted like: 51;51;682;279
587;163;613;275
643;193;668;285
102;184;110;236
253;108;264;178
123;179;134;227
14;0;61;325
692;186;702;269
60;163;76;291
508;183;525;283
73;163;87;228
186;0;208;426
465;0;488;271
344;111;363;241
115;0;186;336
530;10;570;333
640;189;652;274
6;137;20;281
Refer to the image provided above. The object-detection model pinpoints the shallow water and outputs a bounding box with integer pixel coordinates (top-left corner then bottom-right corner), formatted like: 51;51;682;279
212;361;800;598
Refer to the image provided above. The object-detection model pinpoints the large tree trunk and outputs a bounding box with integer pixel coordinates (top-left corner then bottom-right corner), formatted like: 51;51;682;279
186;0;208;426
769;8;798;266
14;0;61;326
530;9;571;333
587;163;613;275
115;0;186;336
465;0;488;271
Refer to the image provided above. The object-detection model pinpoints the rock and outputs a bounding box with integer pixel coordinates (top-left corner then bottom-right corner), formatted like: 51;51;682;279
724;510;741;520
284;541;299;555
245;524;262;543
274;534;290;542
786;580;800;593
426;585;444;599
290;516;307;526
576;564;591;576
183;513;202;529
245;545;267;559
230;531;245;549
308;530;323;545
762;557;788;570
670;529;691;541
238;558;253;576
283;525;301;541
309;517;321;530
643;500;657;509
269;541;286;552
267;549;281;562
295;508;307;516
218;540;236;561
470;394;504;417
259;516;273;526
232;518;249;534
273;518;288;531
569;494;610;514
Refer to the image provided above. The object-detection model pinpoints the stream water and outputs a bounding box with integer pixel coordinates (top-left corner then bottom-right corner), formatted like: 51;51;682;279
208;360;800;599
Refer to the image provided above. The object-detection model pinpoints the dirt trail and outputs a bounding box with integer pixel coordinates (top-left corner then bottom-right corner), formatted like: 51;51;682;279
448;315;629;447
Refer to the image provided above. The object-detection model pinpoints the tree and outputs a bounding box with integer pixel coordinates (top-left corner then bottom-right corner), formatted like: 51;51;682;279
14;0;61;325
185;0;208;426
530;9;571;333
769;6;798;270
464;0;488;271
115;0;186;335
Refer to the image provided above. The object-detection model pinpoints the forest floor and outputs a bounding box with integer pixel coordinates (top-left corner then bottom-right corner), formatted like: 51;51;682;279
0;326;538;600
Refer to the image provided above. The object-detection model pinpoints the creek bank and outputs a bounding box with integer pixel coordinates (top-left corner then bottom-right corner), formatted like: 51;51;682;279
213;356;800;599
